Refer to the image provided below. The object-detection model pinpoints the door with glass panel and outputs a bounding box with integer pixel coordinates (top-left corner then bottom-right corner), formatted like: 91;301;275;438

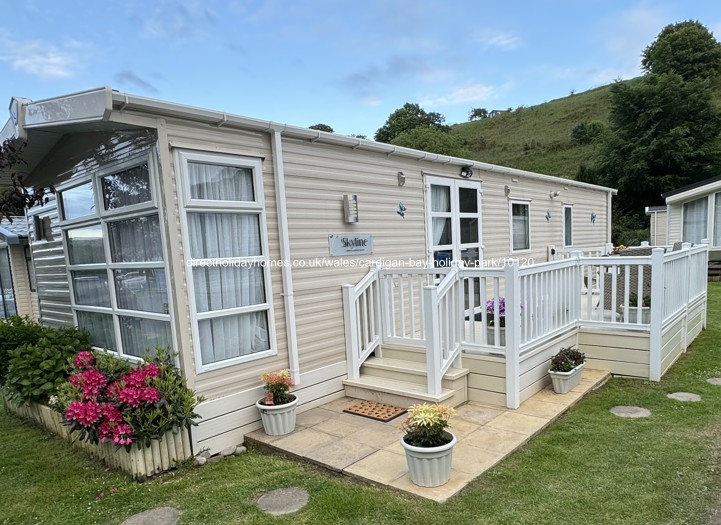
426;176;483;268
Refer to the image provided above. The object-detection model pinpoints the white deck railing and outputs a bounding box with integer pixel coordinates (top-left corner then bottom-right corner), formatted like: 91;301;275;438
342;243;709;397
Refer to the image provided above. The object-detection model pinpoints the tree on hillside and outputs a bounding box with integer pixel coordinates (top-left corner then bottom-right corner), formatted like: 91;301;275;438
598;74;721;213
468;108;488;121
374;103;448;143
309;123;334;133
642;20;721;81
390;127;470;157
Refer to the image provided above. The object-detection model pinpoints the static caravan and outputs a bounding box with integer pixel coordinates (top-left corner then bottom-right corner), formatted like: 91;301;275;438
662;175;721;261
0;216;38;320
645;205;668;247
1;88;616;454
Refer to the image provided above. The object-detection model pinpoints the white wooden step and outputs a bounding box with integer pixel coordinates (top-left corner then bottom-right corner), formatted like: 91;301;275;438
343;375;465;408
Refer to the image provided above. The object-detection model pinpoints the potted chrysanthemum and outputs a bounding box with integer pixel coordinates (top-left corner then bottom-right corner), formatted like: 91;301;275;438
485;296;506;346
255;369;297;436
399;403;457;487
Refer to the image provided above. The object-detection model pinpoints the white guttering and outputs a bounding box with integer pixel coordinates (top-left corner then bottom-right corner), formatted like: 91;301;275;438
269;129;301;385
107;90;617;196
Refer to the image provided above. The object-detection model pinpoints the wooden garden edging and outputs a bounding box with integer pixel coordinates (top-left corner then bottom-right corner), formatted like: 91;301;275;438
5;399;192;480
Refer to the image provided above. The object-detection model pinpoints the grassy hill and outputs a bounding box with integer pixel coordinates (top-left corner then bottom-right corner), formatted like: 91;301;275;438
451;84;615;180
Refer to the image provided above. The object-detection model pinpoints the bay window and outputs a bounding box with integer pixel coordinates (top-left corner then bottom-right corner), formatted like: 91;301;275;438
59;156;173;358
177;150;274;372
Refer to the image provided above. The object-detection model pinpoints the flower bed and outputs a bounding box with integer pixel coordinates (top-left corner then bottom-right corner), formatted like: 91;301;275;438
4;399;191;479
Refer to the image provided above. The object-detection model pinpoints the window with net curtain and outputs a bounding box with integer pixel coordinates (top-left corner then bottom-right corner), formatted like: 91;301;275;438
61;161;173;358
511;202;530;251
564;205;573;247
185;159;271;367
683;197;708;244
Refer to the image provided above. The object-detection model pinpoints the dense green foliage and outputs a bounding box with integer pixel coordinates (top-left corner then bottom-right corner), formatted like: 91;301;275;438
308;123;334;133
4;326;90;405
642;20;721;81
0;316;47;384
374;102;448;143
599;74;721;213
391;126;471;157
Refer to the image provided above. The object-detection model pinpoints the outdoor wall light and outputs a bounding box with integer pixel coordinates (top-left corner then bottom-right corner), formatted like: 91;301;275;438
343;194;359;223
397;171;406;187
550;191;561;199
504;185;511;197
459;166;473;178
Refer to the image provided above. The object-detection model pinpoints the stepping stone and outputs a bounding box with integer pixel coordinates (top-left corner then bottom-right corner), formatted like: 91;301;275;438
121;507;180;525
257;487;309;516
610;406;651;418
667;392;702;402
707;378;721;386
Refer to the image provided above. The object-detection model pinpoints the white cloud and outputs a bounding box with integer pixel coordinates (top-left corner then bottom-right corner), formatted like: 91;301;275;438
0;35;83;79
421;83;497;106
477;31;523;51
360;95;381;106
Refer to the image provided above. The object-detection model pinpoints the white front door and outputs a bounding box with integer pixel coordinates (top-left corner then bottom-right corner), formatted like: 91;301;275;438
425;176;483;268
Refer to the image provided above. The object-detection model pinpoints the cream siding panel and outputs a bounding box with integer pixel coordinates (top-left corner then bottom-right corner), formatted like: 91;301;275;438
660;316;684;376
7;244;38;319
579;328;650;378
163;120;290;400
667;204;682;243
463;353;506;406
519;331;577;402
649;211;667;246
26;202;73;327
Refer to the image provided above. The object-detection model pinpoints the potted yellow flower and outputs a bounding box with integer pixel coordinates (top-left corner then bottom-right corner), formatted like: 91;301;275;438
255;369;297;436
399;403;457;487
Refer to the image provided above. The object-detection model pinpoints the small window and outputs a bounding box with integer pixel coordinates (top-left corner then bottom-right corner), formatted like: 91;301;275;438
60;181;96;220
511;201;530;252
563;205;573;247
101;163;152;210
24;245;36;292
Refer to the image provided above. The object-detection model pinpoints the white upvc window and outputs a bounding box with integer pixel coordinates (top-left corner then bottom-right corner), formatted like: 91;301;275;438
563;204;573;247
682;197;708;244
176;150;275;373
58;155;174;360
510;200;531;252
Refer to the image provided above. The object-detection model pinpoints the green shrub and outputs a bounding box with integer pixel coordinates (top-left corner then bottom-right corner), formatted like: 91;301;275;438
4;326;90;405
0;316;47;385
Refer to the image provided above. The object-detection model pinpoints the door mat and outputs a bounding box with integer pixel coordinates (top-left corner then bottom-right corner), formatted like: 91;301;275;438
343;401;406;422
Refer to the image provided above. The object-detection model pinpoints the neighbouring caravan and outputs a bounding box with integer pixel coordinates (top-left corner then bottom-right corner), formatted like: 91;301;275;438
0;216;39;320
662;175;721;261
0;88;616;454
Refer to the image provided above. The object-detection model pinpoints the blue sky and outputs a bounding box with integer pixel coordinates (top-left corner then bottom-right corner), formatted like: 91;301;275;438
2;1;721;138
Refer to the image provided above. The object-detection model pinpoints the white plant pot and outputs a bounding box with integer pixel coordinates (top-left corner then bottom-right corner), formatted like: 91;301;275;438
548;363;584;394
256;396;298;436
619;306;651;324
486;325;506;346
400;432;457;487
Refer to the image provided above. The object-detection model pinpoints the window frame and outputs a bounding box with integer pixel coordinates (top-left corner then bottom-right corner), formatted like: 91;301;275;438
509;199;531;253
682;196;708;244
175;149;276;374
563;204;573;248
57;151;175;362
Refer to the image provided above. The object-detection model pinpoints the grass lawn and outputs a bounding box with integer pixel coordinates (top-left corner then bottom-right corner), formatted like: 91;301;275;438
3;284;721;524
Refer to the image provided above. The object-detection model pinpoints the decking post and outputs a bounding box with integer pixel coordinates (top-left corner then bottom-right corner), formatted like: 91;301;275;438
649;248;665;381
342;284;360;380
571;250;583;321
701;239;709;329
504;261;521;409
423;285;442;396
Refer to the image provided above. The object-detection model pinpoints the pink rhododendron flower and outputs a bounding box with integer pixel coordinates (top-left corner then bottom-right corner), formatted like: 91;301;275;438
123;368;148;388
65;400;103;427
113;423;134;445
73;351;94;370
106;381;124;400
118;387;145;408
143;363;161;379
142;387;161;404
